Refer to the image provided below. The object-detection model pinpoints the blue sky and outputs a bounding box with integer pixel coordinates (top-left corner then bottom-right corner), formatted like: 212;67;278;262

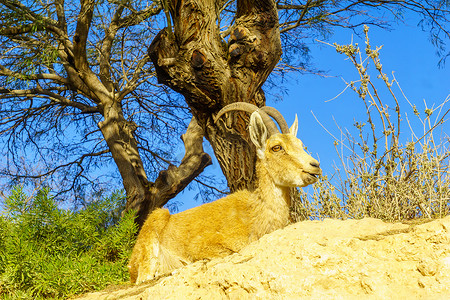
174;14;450;212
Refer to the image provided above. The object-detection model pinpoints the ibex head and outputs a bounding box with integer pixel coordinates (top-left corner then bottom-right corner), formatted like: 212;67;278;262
215;103;321;187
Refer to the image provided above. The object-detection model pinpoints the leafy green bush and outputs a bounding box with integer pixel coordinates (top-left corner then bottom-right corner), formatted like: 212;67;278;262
0;187;137;299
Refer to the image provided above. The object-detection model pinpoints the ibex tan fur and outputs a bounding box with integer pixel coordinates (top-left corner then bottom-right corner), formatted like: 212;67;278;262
128;103;321;284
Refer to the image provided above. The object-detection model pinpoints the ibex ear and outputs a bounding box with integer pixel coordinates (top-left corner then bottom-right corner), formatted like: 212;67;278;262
249;112;268;156
290;114;298;136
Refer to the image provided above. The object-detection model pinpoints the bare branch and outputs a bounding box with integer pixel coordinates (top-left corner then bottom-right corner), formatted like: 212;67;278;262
117;3;162;28
0;65;70;86
147;117;212;211
1;149;110;180
0;87;98;113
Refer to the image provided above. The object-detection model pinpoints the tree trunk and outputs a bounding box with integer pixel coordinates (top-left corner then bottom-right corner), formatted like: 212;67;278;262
99;100;211;227
149;0;282;192
98;100;152;227
63;0;213;229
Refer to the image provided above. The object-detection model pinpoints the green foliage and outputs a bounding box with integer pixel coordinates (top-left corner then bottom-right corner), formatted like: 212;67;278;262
0;187;137;299
293;27;450;222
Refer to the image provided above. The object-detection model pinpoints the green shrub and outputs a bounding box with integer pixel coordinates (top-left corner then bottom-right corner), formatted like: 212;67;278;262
0;187;137;299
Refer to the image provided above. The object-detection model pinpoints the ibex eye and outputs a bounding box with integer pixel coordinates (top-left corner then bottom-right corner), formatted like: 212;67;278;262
272;145;282;152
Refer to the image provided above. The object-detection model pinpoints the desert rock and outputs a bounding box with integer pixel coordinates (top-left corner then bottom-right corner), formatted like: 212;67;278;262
75;216;450;299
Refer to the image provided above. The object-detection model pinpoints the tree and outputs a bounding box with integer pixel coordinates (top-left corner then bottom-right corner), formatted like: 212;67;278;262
0;0;212;227
1;0;448;228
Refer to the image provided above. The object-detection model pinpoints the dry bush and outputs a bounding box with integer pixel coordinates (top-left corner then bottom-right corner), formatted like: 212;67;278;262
292;26;450;222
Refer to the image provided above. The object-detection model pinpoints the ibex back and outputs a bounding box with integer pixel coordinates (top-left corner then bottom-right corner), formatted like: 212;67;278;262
128;103;321;284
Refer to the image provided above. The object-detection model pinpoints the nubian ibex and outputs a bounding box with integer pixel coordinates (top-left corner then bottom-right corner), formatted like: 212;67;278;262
128;103;321;284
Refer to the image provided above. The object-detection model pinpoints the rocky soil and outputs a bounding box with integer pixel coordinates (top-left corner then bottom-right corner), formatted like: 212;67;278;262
75;216;450;299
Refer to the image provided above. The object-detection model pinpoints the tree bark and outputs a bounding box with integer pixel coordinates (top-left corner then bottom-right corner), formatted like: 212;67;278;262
99;105;212;227
149;0;282;192
98;100;151;227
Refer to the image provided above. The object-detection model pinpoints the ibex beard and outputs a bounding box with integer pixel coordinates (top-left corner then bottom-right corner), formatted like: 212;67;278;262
128;103;321;284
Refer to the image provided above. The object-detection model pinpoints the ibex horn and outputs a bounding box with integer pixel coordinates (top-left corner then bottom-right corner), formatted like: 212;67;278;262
214;102;289;135
259;106;289;134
